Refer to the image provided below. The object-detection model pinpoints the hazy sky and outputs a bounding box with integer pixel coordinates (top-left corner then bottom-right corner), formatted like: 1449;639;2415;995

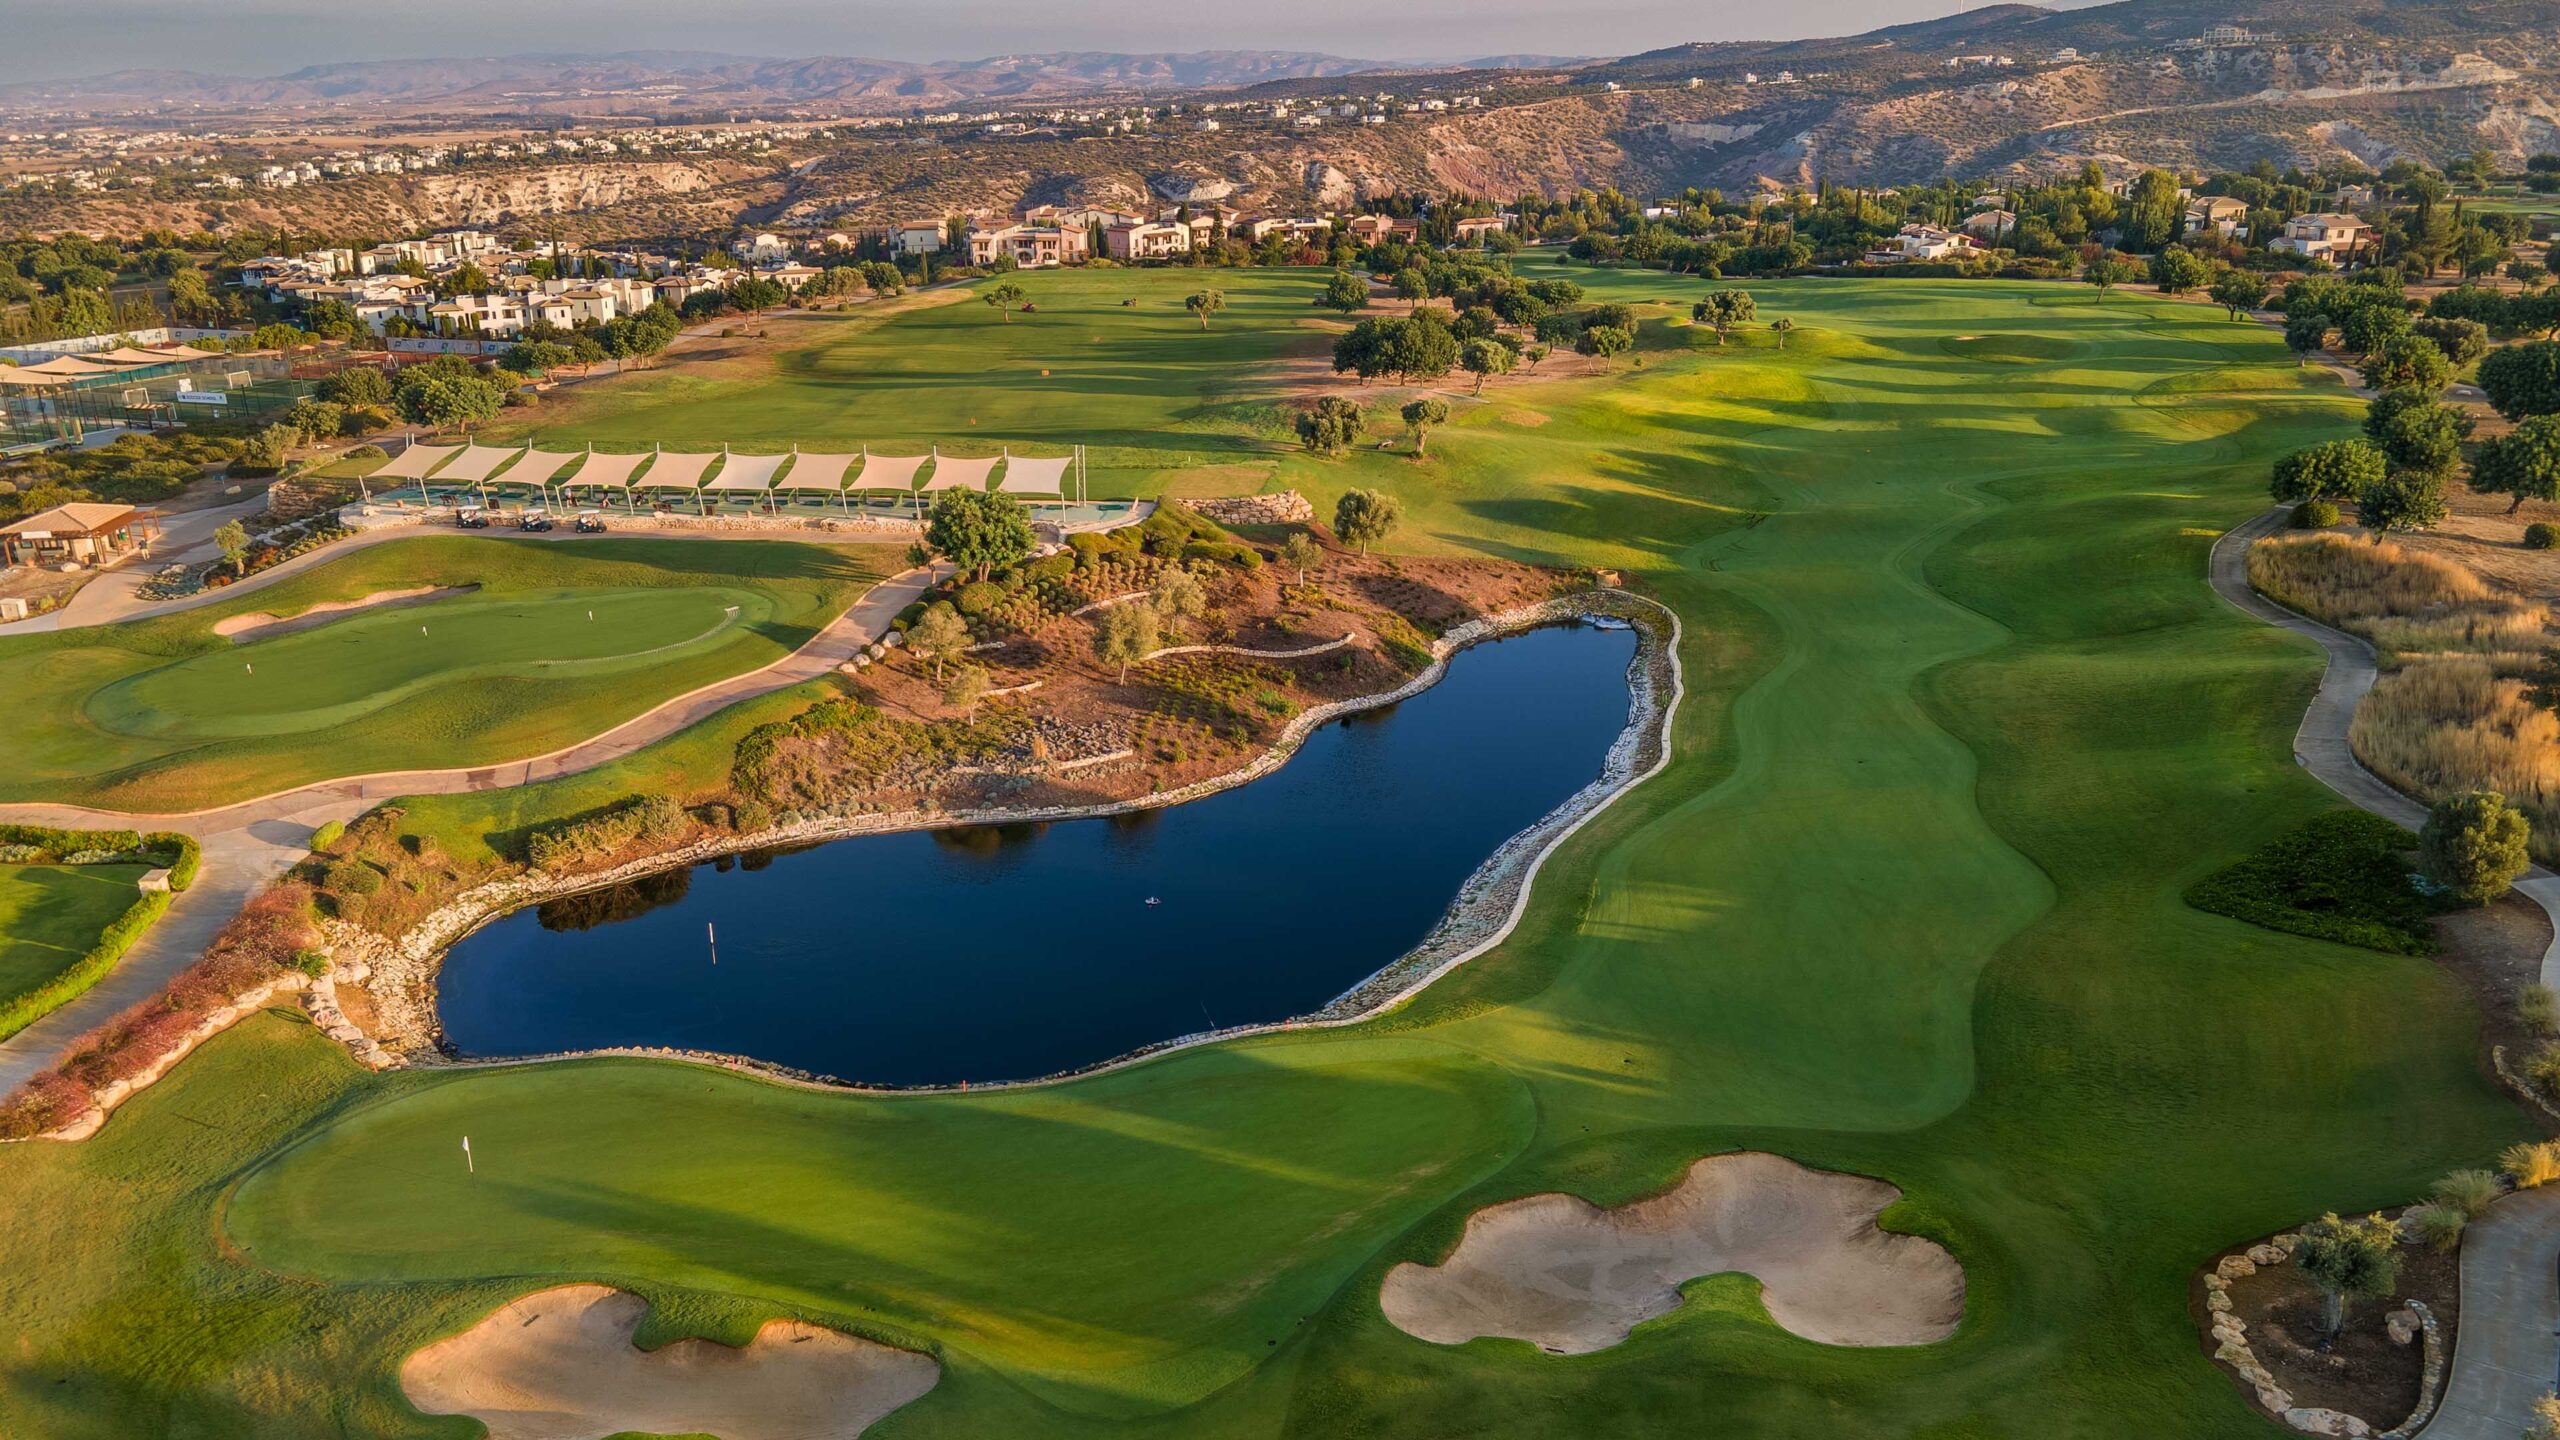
2;0;2074;85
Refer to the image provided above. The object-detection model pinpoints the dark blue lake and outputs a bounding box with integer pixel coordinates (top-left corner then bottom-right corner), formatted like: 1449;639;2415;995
435;621;1639;1085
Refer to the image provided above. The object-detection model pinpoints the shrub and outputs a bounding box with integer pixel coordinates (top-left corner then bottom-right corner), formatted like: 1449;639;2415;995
2504;1139;2560;1188
2403;1201;2468;1251
1182;540;1262;570
1026;553;1075;583
309;820;346;853
2291;499;2340;529
2524;983;2560;1037
2531;523;2560;551
731;799;774;833
290;948;331;979
1068;533;1113;570
2432;1167;2505;1217
320;860;380;896
2182;810;2441;953
955;580;1005;618
2421;789;2533;903
2526;1042;2560;1101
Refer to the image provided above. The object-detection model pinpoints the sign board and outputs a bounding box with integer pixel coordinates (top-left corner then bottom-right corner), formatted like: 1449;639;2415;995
174;391;228;406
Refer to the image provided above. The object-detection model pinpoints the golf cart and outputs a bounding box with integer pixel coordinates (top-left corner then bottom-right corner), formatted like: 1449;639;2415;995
455;507;490;529
573;511;608;534
516;510;555;532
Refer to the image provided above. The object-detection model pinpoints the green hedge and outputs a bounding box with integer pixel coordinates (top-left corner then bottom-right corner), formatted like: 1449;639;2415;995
2184;810;2445;955
0;889;173;1042
0;823;199;1040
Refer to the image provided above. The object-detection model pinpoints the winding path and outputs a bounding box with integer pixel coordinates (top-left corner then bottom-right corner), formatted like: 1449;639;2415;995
2206;507;2560;1440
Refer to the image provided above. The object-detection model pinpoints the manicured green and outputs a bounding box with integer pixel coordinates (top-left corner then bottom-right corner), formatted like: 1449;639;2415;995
0;864;148;1012
0;536;886;810
2185;809;2444;954
0;275;2532;1438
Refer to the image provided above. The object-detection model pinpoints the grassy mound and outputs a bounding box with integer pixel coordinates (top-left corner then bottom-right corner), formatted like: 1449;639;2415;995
2185;811;2444;955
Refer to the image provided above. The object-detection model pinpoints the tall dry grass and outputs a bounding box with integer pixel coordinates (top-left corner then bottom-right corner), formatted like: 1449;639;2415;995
2248;534;2548;670
2254;532;2560;859
2351;659;2560;857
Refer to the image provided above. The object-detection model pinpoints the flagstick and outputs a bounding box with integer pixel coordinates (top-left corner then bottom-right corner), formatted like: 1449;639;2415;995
462;1135;473;1174
707;921;718;966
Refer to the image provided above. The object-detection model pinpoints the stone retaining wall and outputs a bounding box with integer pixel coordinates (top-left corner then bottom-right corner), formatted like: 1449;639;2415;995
1189;491;1313;527
2200;1232;2447;1440
342;589;1678;1093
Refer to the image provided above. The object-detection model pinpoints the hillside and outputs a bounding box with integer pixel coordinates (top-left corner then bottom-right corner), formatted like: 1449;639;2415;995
9;0;2560;239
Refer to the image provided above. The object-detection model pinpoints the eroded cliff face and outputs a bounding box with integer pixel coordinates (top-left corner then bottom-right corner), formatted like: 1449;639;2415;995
411;161;746;225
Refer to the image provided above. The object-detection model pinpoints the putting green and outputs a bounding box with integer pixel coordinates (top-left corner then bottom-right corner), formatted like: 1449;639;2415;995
0;276;2532;1439
0;535;883;811
85;587;771;741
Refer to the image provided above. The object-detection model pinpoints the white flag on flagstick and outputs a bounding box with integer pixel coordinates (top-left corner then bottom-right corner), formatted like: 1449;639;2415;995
462;1135;473;1174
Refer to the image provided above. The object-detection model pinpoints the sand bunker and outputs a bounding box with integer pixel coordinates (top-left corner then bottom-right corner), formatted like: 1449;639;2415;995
400;1284;938;1440
215;585;476;642
1379;1152;1964;1354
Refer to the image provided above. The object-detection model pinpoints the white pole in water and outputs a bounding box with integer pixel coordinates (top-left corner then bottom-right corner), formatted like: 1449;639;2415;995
462;1135;473;1174
707;921;718;966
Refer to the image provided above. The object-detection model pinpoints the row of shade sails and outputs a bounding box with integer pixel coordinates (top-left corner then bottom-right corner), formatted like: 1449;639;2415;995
368;441;1081;500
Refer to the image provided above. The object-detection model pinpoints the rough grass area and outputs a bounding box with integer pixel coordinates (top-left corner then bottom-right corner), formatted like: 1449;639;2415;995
0;276;2532;1439
0;535;887;811
2247;533;2548;669
2184;810;2444;955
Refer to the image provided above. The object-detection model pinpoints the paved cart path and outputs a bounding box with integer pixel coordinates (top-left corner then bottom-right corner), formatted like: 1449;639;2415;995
2208;508;2560;1440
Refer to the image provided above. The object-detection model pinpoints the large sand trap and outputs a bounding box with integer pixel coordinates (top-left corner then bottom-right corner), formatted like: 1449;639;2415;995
215;585;475;642
1380;1152;1964;1354
400;1284;938;1440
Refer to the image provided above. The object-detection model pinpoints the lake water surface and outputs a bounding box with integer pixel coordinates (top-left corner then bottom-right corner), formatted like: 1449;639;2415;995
435;621;1639;1085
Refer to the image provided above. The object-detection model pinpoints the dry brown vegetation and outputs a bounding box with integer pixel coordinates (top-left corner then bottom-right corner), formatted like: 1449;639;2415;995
2252;532;2560;859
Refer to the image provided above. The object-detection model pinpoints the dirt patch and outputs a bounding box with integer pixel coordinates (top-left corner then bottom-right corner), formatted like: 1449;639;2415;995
2196;1223;2454;1428
401;1284;938;1440
2434;891;2560;1132
214;585;477;642
2392;483;2560;604
1379;1152;1964;1355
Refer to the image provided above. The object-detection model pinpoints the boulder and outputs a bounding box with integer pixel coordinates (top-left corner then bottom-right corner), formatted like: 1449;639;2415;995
2282;1408;2371;1438
2206;1291;2233;1314
2386;1307;2420;1346
2218;1255;2258;1280
2247;1243;2286;1266
2255;1386;2293;1413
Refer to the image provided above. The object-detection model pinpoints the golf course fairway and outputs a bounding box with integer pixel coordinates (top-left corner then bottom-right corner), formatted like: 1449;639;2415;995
0;273;2531;1439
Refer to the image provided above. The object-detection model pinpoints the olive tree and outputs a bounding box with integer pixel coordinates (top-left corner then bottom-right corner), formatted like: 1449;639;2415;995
982;281;1026;323
2283;312;2333;367
906;602;970;682
1094;601;1159;682
1334;488;1402;555
1402;396;1451;455
1459;337;1513;394
2360;332;2452;394
2421;789;2533;903
1184;289;1226;329
2295;1212;2402;1340
1280;531;1321;585
1692;289;1756;344
214;519;250;577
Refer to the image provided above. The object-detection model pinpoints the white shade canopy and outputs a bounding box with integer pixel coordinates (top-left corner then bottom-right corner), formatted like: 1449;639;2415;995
999;454;1071;495
487;448;584;489
922;454;999;492
434;444;526;485
371;443;460;481
705;452;789;493
848;453;928;492
557;450;651;492
635;451;718;491
775;452;858;492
